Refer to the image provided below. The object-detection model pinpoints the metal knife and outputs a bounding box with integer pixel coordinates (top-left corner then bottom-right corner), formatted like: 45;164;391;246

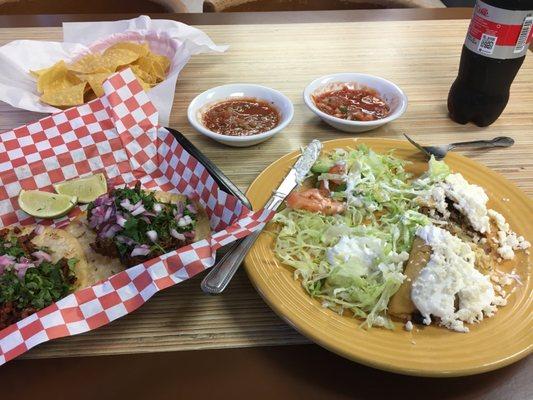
201;139;323;294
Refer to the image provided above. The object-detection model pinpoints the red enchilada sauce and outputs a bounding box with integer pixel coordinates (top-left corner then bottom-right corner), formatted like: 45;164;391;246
202;98;280;136
313;85;390;121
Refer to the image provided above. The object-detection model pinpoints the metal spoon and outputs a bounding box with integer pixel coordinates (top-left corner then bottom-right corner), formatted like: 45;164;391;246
403;134;514;160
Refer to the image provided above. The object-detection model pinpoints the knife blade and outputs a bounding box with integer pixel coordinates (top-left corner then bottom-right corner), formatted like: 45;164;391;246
262;139;323;211
201;139;323;294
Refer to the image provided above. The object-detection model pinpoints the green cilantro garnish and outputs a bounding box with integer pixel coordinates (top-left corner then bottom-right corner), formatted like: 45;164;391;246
0;261;76;311
0;237;26;259
0;233;78;323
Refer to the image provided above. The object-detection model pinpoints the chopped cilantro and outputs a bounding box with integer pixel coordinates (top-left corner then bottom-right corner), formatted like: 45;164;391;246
0;261;75;311
0;236;25;259
0;232;77;317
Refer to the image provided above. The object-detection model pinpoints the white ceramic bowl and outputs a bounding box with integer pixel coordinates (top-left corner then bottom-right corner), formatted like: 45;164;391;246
187;84;294;147
303;73;408;133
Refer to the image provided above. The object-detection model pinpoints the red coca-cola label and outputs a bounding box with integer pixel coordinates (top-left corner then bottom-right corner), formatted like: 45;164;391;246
465;0;533;59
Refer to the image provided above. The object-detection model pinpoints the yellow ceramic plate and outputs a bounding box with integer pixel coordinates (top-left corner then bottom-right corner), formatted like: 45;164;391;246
244;138;532;377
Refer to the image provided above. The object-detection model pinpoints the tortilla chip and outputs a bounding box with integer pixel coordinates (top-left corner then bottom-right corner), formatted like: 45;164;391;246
68;53;112;74
131;72;152;92
47;73;82;94
129;64;156;85
102;48;140;71
30;63;57;78
149;54;170;79
35;41;167;106
40;82;87;107
150;58;166;81
77;72;113;97
136;53;170;82
133;55;167;86
35;60;80;94
104;42;150;57
154;54;170;72
133;56;154;74
30;69;44;78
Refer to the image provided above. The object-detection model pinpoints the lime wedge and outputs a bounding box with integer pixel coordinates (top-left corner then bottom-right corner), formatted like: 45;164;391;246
53;173;107;204
18;190;77;219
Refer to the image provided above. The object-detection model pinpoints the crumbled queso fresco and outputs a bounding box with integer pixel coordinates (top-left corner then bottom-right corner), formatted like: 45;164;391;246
411;225;505;333
422;172;529;261
488;209;531;260
429;173;491;234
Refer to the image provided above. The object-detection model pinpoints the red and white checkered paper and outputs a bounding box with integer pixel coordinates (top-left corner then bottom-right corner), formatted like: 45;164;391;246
0;68;274;365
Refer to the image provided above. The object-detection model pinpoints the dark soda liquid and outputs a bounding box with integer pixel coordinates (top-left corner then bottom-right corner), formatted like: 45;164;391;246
447;0;532;127
485;0;533;11
448;47;525;127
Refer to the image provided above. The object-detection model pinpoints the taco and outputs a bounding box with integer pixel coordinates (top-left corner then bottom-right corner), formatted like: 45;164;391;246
65;182;210;286
0;225;89;329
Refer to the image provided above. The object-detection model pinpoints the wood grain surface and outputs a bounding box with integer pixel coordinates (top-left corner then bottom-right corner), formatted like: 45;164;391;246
0;19;532;360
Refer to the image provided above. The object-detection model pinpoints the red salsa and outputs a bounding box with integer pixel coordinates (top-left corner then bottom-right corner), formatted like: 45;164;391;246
313;84;390;121
202;98;280;136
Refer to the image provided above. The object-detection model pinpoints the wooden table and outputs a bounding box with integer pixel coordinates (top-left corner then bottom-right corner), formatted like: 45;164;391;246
0;9;532;400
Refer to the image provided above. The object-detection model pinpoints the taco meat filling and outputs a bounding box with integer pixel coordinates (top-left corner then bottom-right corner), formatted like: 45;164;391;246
87;182;198;267
0;227;78;329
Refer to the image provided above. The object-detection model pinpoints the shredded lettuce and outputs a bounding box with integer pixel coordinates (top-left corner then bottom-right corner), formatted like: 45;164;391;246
414;156;451;189
428;156;451;181
272;145;434;329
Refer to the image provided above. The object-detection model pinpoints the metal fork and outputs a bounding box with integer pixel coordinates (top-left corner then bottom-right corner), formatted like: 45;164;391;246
403;134;514;160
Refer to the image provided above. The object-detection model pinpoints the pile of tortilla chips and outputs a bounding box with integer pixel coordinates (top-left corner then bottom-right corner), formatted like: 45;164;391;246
31;41;171;108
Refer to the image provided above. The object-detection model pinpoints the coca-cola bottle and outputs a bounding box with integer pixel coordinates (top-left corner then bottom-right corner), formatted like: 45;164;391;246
448;0;533;127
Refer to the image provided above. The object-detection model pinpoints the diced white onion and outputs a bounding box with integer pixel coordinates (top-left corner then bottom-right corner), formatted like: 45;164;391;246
170;229;186;241
116;214;127;227
178;215;192;227
120;198;134;211
146;230;158;242
31;250;52;263
130;245;151;257
131;205;146;216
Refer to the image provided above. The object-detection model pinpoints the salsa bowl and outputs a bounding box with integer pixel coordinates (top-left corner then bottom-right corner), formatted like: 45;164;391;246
187;84;294;147
303;73;408;133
